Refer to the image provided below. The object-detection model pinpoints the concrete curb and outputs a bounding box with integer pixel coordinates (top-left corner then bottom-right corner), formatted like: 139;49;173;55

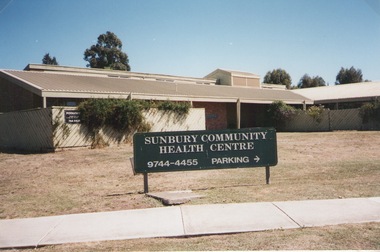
1;197;379;249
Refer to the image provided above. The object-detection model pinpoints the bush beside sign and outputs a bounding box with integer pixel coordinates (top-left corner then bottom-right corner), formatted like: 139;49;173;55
133;127;277;174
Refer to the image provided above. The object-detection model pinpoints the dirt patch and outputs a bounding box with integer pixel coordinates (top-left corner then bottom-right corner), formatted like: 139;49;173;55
1;131;380;219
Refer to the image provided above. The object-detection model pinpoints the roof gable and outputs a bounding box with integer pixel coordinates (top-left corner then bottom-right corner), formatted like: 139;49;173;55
205;68;260;79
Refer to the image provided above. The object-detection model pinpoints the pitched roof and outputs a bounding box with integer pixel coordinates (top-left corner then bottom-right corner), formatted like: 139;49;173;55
0;69;311;105
24;64;216;85
292;82;380;103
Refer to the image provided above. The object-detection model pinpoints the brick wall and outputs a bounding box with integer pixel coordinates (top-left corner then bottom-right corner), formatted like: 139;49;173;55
193;102;227;130
240;104;269;128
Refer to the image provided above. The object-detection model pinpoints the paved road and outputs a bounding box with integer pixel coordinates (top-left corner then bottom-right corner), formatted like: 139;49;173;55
1;197;379;249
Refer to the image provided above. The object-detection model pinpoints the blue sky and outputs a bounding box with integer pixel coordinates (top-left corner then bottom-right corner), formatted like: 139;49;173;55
0;0;379;86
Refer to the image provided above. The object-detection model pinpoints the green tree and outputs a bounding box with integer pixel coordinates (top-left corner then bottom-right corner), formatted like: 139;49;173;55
42;53;58;65
335;66;363;84
263;68;292;89
84;31;131;71
297;74;326;88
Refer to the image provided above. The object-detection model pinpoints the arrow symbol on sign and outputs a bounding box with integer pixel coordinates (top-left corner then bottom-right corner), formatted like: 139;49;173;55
254;155;260;163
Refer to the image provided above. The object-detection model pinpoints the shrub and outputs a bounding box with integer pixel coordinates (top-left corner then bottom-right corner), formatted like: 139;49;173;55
267;101;297;130
106;99;144;131
78;99;191;134
157;100;190;115
78;99;158;133
78;99;111;132
360;101;380;124
307;105;325;123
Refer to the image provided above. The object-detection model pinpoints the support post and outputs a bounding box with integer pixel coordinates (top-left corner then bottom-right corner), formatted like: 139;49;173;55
236;98;241;129
143;173;149;193
265;166;270;184
43;96;47;108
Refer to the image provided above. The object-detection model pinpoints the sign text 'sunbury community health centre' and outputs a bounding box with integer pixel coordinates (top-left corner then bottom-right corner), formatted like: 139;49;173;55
144;131;267;154
133;128;277;173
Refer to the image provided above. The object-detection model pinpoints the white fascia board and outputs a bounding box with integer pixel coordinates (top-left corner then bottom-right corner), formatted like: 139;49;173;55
42;91;131;99
286;100;314;105
42;91;235;102
314;96;377;104
239;99;314;105
130;93;237;103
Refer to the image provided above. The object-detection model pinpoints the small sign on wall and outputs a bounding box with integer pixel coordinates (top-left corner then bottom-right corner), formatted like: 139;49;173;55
64;110;81;123
206;114;218;119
